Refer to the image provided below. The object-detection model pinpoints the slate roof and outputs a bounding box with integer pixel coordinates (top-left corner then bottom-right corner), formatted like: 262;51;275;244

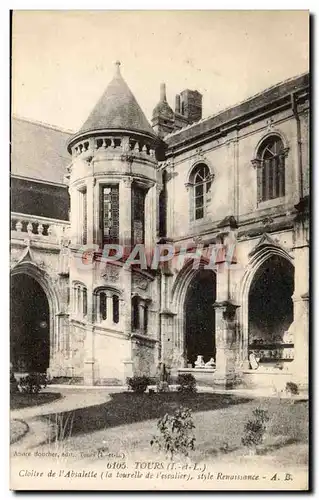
11;117;72;185
74;63;156;140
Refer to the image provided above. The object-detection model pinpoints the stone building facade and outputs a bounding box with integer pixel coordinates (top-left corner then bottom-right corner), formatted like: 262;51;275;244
10;63;309;390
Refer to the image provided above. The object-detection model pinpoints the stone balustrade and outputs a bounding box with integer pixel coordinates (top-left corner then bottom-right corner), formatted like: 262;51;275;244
11;212;70;242
72;136;156;159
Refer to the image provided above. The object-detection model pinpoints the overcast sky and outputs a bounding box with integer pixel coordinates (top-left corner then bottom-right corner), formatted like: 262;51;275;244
12;10;309;132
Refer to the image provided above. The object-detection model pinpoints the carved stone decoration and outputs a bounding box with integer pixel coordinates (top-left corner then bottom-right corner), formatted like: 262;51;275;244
59;226;71;248
266;117;274;131
261;216;274;232
192;235;202;245
195;147;204;157
133;273;149;291
262;216;274;227
17;246;34;265
58;247;70;276
248;232;281;257
122;176;133;187
101;265;120;283
10;257;19;270
121;153;134;165
214;300;240;322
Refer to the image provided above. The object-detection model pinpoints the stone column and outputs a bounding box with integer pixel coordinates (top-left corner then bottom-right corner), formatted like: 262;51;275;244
86;177;95;245
213;233;240;388
155;184;162;241
49;312;70;377
226;136;237;216
83;285;95;385
119;176;133;249
165;162;174;239
68;186;79;245
122;267;134;379
145;183;160;251
213;301;240;388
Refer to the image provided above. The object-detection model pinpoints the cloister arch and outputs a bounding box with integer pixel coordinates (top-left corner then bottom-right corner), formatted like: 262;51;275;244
240;246;294;364
10;262;60;372
172;260;216;367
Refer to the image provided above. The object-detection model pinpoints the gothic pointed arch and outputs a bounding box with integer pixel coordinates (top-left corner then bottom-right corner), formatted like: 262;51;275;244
171;259;216;367
239;244;294;365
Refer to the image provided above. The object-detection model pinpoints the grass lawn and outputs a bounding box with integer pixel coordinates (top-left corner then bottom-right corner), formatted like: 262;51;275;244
11;391;62;410
34;392;308;466
10;419;29;444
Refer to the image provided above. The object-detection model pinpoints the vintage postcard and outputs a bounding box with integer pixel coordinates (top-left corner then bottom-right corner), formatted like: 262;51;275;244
10;10;309;491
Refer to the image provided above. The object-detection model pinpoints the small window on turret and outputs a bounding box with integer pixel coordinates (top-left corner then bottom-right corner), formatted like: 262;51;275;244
100;185;119;245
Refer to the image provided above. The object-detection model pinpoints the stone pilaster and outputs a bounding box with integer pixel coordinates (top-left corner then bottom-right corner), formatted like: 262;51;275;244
83;284;95;385
144;182;159;254
213;301;240;388
68;186;79;245
86;177;95;245
213;228;240;387
289;197;309;390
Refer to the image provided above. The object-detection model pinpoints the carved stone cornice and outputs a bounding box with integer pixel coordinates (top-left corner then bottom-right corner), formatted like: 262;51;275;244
251;158;262;169
213;300;240;321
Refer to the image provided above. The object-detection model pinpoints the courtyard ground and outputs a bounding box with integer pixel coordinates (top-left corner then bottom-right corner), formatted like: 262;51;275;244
10;387;308;474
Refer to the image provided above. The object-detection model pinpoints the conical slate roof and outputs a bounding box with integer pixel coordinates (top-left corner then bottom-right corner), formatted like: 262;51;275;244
78;62;156;138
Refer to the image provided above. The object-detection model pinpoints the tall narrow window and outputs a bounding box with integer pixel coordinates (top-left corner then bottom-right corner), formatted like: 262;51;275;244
132;186;146;244
159;170;167;238
189;163;212;221
257;136;286;202
79;188;87;244
113;295;119;324
132;296;139;330
73;283;87;318
100;292;107;321
101;185;119;245
143;305;148;333
83;288;87;317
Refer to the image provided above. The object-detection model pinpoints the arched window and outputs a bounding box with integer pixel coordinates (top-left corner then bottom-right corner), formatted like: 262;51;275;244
83;288;87;317
188;163;212;221
256;136;286;202
131;296;149;334
94;289;121;325
72;282;87;318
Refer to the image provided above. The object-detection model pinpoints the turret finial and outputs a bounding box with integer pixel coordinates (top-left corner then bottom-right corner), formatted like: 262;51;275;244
160;83;167;102
115;60;121;76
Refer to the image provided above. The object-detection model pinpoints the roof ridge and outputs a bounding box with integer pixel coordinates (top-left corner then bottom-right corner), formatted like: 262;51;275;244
12;114;74;135
164;71;309;139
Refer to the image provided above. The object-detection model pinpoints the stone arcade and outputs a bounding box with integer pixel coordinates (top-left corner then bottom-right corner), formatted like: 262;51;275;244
11;62;309;390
